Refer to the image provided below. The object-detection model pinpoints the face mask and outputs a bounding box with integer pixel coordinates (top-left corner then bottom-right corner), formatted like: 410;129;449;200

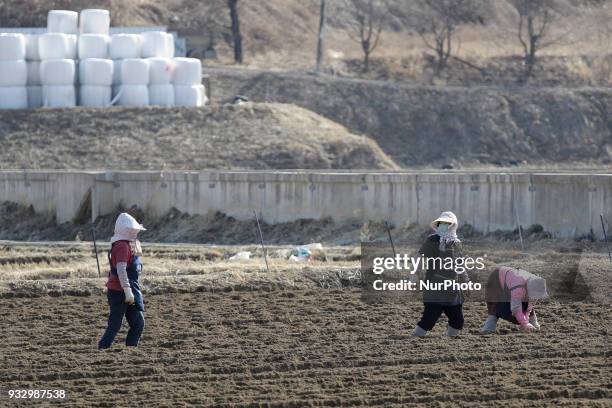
437;224;449;235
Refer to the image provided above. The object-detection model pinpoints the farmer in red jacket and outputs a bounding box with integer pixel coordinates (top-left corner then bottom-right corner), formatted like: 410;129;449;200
98;213;146;349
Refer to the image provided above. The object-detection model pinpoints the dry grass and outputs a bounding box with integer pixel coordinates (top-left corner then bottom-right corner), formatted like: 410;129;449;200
0;103;397;171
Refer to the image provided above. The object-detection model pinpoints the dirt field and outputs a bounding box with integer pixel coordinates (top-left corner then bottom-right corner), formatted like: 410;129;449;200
0;241;610;407
1;291;610;407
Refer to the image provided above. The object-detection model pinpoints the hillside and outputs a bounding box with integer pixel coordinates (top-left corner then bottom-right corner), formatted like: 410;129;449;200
1;0;609;79
205;67;612;168
0;103;397;170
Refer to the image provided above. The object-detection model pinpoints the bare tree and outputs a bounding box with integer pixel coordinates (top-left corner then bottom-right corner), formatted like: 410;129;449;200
346;0;385;73
414;0;485;75
227;0;243;64
510;0;557;82
316;0;327;73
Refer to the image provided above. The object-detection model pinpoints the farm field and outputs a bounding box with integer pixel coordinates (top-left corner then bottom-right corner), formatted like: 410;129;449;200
0;241;610;407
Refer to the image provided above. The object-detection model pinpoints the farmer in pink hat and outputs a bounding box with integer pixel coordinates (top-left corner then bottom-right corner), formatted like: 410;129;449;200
411;211;470;337
98;213;146;349
480;266;548;334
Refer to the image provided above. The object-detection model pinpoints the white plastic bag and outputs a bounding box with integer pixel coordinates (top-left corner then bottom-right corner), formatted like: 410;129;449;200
0;33;26;60
40;59;75;86
42;85;76;107
121;58;149;85
172;57;202;85
118;85;148;106
109;34;142;59
79;85;111;107
229;251;252;261
47;10;79;35
149;84;174;106
79;58;113;86
79;9;110;35
148;57;174;84
0;87;28;109
0;60;27;87
174;84;205;107
78;34;109;59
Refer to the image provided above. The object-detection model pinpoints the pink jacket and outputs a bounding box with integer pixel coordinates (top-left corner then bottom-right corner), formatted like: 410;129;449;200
498;267;533;326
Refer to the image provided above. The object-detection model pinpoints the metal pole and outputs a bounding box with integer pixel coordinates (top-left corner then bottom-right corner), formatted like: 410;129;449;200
600;214;612;262
385;221;396;258
253;211;270;273
92;224;101;277
515;206;525;252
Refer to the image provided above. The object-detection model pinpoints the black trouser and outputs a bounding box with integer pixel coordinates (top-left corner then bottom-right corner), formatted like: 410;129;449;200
417;302;464;331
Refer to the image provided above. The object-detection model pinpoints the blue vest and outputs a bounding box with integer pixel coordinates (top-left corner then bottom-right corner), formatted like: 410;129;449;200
108;243;145;312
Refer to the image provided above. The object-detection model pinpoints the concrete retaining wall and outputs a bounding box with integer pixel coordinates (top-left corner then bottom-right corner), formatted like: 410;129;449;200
0;170;610;238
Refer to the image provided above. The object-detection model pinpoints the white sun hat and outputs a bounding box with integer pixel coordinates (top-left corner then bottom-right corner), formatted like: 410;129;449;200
114;212;146;231
430;211;458;230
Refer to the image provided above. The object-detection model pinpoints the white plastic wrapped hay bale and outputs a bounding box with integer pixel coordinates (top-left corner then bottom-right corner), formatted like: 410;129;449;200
42;85;76;107
38;34;73;60
40;59;75;85
78;34;109;59
174;84;206;107
148;58;174;84
79;58;113;86
0;33;26;60
149;84;174;106
110;34;141;59
112;60;123;85
121;58;149;85
118;85;148;106
26;61;41;85
0;60;27;87
141;31;171;58
25;35;40;61
166;33;175;57
0;86;28;109
80;85;111;107
27;86;43;108
47;10;79;34
172;58;202;85
80;9;110;35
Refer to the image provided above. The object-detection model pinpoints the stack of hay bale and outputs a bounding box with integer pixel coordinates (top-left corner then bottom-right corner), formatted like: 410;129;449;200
39;10;78;107
0;34;28;109
0;8;206;109
25;33;43;108
78;9;112;106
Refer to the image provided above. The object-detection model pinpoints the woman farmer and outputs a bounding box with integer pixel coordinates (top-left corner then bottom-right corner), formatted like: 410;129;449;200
411;211;470;337
480;266;548;334
98;213;146;349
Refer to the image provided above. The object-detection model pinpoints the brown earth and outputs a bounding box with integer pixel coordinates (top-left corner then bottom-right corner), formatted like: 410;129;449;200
0;103;397;171
1;291;610;407
205;67;612;168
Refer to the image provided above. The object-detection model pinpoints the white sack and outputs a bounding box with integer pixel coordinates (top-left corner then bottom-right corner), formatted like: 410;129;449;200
174;84;205;107
0;33;26;60
79;9;110;35
25;34;40;60
110;34;141;59
43;85;76;107
38;34;74;60
149;84;174;106
78;34;109;59
118;85;148;106
121;59;149;85
79;58;113;86
141;31;171;58
27;85;43;108
40;59;75;85
47;10;78;35
0;60;27;87
27;61;41;85
79;85;111;107
148;58;174;84
0;86;28;109
172;58;202;85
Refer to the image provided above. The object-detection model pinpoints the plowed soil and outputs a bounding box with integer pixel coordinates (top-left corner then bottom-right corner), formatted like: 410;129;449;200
1;290;610;407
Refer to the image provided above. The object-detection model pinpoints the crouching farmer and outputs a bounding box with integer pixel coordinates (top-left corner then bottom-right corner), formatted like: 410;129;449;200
411;211;469;337
98;213;146;349
480;266;548;334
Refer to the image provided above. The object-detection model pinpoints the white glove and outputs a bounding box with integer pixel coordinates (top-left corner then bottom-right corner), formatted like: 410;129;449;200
123;287;135;305
520;323;536;332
